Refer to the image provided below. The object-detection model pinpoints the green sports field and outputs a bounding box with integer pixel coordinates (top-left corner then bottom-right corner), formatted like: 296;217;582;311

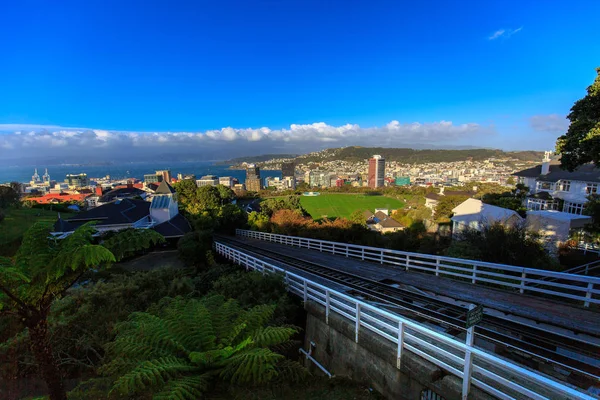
300;194;404;220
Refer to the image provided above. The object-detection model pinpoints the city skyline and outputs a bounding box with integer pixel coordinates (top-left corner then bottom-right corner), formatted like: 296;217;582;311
1;1;599;163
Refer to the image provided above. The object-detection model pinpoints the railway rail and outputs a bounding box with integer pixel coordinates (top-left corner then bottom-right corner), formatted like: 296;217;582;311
215;235;600;390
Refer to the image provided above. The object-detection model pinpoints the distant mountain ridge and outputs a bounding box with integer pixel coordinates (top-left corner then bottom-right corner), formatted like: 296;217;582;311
216;154;299;165
221;147;544;166
294;147;544;164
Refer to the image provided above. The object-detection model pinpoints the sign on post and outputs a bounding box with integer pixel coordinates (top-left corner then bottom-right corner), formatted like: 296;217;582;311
465;304;484;329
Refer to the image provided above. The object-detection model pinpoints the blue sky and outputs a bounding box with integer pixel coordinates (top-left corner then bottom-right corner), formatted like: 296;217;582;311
0;0;599;163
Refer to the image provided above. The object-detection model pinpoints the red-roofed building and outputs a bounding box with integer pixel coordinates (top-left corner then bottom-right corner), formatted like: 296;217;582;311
25;193;90;204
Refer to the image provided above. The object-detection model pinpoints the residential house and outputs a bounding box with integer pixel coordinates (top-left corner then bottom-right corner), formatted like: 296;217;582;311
424;187;475;216
52;181;190;240
513;151;600;215
450;198;523;235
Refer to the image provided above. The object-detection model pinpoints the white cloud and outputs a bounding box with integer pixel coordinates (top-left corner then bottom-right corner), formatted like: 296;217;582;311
0;120;494;163
488;27;522;40
529;114;569;133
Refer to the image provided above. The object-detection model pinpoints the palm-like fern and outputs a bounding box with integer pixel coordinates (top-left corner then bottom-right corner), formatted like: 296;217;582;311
101;295;307;399
0;222;165;400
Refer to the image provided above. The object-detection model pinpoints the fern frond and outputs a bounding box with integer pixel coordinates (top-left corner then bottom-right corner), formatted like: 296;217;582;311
274;358;309;383
111;356;199;395
242;304;276;333
219;348;283;384
153;373;212;400
251;326;298;348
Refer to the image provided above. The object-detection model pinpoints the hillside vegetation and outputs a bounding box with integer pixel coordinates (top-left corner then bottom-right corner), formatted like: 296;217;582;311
296;147;544;164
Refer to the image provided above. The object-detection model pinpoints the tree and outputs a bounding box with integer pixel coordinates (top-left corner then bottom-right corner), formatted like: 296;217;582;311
583;194;600;235
176;230;213;268
248;211;271;231
0;186;19;209
101;228;164;261
172;179;198;208
434;195;469;223
446;223;559;270
216;184;235;205
349;210;366;226
100;296;306;399
0;223;164;400
556;67;600;171
215;204;248;234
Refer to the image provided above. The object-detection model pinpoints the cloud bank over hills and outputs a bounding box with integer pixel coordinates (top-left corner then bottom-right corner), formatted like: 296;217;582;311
0;120;494;164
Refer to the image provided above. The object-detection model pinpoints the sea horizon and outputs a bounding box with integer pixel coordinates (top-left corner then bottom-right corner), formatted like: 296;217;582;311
1;160;282;185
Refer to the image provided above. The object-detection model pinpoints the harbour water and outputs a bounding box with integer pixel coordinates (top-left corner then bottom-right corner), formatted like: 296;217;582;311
1;161;282;185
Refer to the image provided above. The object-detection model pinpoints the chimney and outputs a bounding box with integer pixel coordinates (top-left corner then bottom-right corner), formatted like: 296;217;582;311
541;151;552;175
95;186;103;196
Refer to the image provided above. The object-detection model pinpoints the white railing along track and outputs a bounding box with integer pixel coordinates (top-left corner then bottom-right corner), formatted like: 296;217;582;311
215;241;596;400
235;229;600;308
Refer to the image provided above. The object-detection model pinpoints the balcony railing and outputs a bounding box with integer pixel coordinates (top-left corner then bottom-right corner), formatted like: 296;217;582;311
215;241;595;400
235;229;600;307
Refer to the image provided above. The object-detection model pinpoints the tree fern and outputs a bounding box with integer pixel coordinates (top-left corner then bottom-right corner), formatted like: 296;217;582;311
101;295;306;399
0;222;165;400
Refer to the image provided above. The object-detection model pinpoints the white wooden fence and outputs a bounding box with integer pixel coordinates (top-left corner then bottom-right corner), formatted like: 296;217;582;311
236;229;600;307
215;241;596;400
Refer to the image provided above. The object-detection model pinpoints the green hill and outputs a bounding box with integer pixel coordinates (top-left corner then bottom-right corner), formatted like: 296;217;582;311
296;147;543;164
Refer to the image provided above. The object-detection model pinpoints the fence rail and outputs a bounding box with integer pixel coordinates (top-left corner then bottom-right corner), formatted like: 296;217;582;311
236;229;600;307
215;241;596;400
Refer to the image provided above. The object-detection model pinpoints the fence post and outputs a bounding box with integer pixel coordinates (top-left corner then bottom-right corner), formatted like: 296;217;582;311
346;246;349;258
584;282;593;308
361;248;365;260
325;290;330;324
396;320;405;369
462;304;475;400
355;304;361;343
303;281;308;308
320;242;323;252
380;251;384;264
435;258;440;276
472;265;477;284
406;255;410;271
519;271;527;294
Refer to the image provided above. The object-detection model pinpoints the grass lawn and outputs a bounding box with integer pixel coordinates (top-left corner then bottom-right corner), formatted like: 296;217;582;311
300;194;404;220
0;208;59;255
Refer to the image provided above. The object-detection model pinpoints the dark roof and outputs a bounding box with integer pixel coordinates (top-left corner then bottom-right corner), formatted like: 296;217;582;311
527;191;553;200
53;198;150;232
375;214;403;228
147;183;160;191
153;213;191;238
363;210;375;218
155;180;176;194
374;211;389;220
99;187;145;203
513;162;600;183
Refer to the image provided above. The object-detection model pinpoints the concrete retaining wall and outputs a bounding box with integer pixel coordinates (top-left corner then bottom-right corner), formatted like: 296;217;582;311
303;301;494;400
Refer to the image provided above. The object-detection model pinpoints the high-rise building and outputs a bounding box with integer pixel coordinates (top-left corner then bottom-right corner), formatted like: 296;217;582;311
144;173;163;184
245;164;262;192
156;169;172;184
281;162;295;178
219;176;234;187
196;175;219;187
65;173;89;188
368;155;385;188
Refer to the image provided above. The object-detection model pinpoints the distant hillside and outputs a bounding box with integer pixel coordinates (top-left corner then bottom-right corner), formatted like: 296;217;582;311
217;154;298;165
295;147;544;164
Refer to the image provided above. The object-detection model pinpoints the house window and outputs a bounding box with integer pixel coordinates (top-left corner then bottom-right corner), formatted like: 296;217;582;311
526;198;556;211
558;180;571;192
586;183;598;195
563;201;584;215
536;181;554;191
